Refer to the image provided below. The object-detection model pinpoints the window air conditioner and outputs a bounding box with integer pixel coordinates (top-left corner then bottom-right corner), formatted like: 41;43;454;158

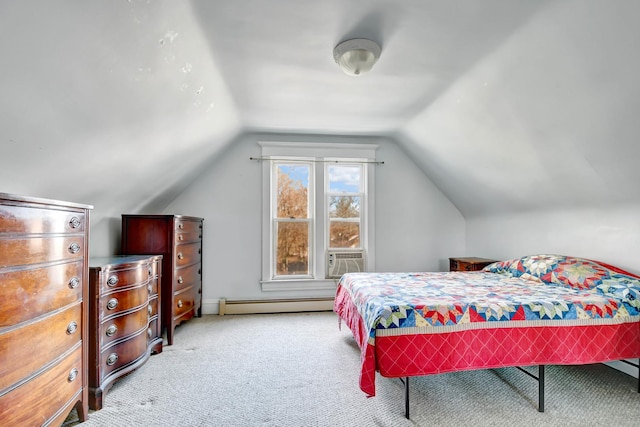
326;250;365;279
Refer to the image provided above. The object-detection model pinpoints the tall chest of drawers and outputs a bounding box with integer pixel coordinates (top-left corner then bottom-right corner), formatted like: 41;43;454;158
88;255;163;410
121;215;203;345
0;192;92;425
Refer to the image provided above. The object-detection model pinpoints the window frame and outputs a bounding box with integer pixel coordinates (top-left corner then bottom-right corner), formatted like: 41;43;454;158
259;141;377;292
271;160;315;280
325;161;365;251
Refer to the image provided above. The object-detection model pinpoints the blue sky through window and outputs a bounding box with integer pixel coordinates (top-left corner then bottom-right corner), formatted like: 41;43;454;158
278;163;361;193
329;165;361;193
279;165;309;188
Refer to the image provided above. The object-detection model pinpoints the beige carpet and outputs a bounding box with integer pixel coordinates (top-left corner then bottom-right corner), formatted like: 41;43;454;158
65;312;640;426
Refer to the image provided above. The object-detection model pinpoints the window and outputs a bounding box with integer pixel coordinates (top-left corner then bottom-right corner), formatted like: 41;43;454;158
260;141;378;291
273;162;313;277
327;163;363;249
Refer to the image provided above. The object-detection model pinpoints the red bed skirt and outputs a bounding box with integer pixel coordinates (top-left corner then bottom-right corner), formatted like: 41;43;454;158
335;284;640;397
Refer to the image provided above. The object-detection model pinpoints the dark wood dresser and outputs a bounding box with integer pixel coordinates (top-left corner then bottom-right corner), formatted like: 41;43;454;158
0;192;92;425
88;255;163;410
449;257;497;272
121;215;203;345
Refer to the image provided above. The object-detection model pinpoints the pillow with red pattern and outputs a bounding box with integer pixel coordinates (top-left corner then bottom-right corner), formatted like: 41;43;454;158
543;256;614;290
484;254;626;290
483;254;561;281
482;259;514;274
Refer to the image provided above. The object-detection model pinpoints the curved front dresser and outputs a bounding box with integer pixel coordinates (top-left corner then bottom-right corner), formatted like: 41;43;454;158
0;192;92;426
88;255;163;410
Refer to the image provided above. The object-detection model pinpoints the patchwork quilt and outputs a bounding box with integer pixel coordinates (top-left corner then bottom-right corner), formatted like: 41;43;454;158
334;254;640;396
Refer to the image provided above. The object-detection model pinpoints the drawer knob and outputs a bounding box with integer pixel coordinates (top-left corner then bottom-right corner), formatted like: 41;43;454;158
66;321;78;335
148;268;153;276
148;305;153;315
68;277;80;289
148;284;153;293
68;368;79;382
177;300;183;308
107;275;119;286
106;324;118;337
106;353;118;366
69;217;81;229
147;328;153;338
178;223;184;229
198;248;201;254
178;235;184;241
177;252;184;260
177;276;183;284
68;242;81;254
107;298;118;310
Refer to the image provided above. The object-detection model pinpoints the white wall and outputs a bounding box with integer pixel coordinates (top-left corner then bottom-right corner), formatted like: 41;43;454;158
0;1;241;248
467;205;640;277
163;133;464;314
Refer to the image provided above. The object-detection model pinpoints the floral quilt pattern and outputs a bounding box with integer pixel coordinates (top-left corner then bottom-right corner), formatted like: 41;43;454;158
335;255;640;397
341;266;640;345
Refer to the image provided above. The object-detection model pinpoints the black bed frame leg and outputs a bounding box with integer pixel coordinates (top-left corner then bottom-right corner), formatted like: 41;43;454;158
404;376;410;419
538;365;545;412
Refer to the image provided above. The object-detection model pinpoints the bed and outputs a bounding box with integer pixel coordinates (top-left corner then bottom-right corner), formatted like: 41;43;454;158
333;254;640;417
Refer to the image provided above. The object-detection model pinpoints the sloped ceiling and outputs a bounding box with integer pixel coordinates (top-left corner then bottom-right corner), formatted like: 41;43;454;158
1;1;639;224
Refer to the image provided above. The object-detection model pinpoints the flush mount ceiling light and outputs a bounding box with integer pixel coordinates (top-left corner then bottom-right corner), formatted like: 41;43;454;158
333;38;381;76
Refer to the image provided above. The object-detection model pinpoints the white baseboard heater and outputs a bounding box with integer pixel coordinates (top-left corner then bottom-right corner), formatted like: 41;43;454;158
218;297;334;315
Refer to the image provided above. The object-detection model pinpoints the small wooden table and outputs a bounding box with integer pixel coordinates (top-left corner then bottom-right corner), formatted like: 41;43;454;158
449;257;497;272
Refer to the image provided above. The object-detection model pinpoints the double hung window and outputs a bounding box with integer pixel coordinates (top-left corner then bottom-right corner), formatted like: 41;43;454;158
260;141;377;291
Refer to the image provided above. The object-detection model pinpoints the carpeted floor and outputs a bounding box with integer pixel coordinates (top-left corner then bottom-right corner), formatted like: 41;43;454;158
65;312;640;426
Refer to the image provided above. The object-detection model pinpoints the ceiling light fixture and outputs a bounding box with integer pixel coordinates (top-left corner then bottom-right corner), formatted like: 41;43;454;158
333;38;381;77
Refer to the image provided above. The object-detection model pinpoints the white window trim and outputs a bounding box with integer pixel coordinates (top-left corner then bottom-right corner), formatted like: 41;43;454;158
259;141;377;292
271;159;315;280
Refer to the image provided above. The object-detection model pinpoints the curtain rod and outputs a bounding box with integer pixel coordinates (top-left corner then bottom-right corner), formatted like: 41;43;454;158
249;157;384;165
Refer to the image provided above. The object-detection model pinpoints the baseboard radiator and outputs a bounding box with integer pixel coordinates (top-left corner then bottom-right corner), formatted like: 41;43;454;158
218;297;334;315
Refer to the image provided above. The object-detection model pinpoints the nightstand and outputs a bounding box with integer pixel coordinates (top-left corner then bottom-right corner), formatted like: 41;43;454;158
449;257;497;272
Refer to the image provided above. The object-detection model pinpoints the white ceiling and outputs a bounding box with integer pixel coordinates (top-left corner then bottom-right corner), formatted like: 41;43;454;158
189;0;548;134
1;0;639;222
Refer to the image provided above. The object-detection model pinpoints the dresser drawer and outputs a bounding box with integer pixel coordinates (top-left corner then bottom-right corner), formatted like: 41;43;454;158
0;344;83;425
99;328;149;380
148;275;159;296
175;219;203;243
174;262;201;292
148;295;159;318
147;318;159;338
149;257;161;278
0;204;86;234
0;260;83;326
0;236;85;267
100;283;149;319
0;302;82;391
173;286;196;319
101;263;153;291
100;305;151;349
174;242;201;268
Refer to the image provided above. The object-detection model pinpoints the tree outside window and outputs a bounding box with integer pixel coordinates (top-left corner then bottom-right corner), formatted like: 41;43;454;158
327;164;362;249
274;164;311;276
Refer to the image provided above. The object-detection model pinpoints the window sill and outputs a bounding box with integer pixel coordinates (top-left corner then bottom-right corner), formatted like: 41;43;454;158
260;278;338;292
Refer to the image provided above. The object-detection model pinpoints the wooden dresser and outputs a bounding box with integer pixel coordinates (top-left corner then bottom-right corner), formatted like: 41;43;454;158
449;257;497;272
88;255;163;410
0;192;92;425
121;215;203;345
